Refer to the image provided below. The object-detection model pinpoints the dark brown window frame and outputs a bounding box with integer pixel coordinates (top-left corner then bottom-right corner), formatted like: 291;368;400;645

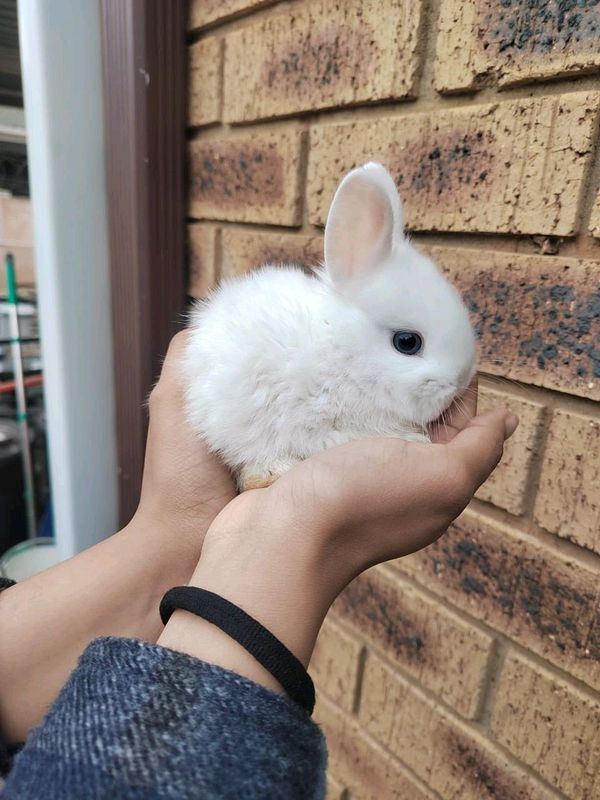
101;0;187;525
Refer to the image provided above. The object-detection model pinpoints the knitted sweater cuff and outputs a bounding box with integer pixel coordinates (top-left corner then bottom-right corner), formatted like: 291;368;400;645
3;636;327;799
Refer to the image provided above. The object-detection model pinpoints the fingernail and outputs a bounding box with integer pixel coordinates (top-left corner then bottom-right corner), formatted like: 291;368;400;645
504;413;519;438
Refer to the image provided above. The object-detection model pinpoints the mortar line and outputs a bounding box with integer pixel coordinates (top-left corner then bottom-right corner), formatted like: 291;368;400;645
470;497;600;570
351;645;367;716
214;226;223;284
214;79;600;131
476;637;508;729
184;215;600;260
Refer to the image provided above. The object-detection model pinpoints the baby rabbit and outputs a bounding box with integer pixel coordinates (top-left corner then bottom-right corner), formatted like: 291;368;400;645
184;162;476;490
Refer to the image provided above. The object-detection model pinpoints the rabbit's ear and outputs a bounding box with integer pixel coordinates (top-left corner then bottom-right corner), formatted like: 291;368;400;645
324;162;403;285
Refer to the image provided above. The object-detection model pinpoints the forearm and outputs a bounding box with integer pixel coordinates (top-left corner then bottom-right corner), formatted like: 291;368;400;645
0;512;200;743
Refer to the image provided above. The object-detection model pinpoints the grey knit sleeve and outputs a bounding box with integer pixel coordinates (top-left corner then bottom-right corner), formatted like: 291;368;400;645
1;637;327;799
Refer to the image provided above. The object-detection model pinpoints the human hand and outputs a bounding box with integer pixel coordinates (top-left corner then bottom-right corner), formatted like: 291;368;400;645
134;331;236;551
0;333;237;744
206;378;515;578
181;379;517;676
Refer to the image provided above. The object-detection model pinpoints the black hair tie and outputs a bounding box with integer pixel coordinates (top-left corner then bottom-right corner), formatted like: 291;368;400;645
160;586;315;715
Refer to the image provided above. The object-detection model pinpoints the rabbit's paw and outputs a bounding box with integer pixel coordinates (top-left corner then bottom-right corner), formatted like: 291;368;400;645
240;471;278;491
238;457;301;492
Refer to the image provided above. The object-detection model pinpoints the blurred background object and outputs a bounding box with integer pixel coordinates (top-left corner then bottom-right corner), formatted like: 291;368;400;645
0;0;49;564
0;0;185;575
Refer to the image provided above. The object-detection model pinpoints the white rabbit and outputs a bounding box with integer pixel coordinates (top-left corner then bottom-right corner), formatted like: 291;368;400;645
184;162;476;490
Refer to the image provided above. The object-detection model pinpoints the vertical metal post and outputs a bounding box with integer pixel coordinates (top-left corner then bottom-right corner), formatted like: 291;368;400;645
17;0;119;557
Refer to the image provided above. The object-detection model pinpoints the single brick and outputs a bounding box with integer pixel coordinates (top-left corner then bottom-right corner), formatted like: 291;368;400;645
475;385;546;515
188;38;221;127
435;0;600;93
491;652;600;798
310;616;363;713
189;129;304;225
423;245;600;402
188;0;279;31
315;695;438;800
398;509;600;693
432;1;477;95
590;190;600;238
223;0;423;123
333;566;492;718
220;229;323;279
534;408;600;554
308;93;600;236
187;224;218;298
359;655;559;800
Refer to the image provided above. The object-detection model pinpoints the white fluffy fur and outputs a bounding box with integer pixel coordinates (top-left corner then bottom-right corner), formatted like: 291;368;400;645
184;162;476;488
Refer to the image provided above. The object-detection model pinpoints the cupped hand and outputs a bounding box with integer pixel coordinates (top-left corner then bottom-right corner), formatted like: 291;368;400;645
202;379;517;601
134;331;236;548
279;377;516;575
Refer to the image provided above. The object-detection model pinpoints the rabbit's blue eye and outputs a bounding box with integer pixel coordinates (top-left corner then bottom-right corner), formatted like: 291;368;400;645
392;330;423;355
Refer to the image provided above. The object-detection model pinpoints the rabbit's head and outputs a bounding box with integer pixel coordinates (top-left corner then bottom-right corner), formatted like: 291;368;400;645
323;162;476;428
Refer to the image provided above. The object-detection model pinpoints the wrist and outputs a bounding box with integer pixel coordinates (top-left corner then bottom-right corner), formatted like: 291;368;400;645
158;496;339;693
194;533;333;665
123;512;204;621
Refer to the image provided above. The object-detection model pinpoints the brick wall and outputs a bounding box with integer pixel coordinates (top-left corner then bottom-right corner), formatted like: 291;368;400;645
186;2;600;797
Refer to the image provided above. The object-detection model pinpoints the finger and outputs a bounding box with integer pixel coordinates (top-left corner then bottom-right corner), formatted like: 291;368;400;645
445;375;479;431
448;408;518;490
161;330;191;374
149;331;190;405
429;376;479;444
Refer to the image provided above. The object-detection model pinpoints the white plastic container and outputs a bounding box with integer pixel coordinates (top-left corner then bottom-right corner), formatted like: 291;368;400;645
0;537;60;580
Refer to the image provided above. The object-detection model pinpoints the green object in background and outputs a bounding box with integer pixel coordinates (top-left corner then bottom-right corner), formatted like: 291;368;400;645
5;252;37;539
5;252;17;305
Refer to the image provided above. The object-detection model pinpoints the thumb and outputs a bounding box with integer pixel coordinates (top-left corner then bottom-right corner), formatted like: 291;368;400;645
448;408;519;491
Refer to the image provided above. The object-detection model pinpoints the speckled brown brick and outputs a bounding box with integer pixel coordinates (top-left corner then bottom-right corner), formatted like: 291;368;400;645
534;408;600;554
308;93;600;236
359;655;560;800
310;617;363;713
491;652;600;798
315;695;438;800
222;0;423;122
220;229;323;279
187;224;218;297
188;0;280;31
188;129;304;225
188;38;221;127
333;566;492;718
424;246;600;402
398;509;600;693
476;385;546;515
435;0;600;93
